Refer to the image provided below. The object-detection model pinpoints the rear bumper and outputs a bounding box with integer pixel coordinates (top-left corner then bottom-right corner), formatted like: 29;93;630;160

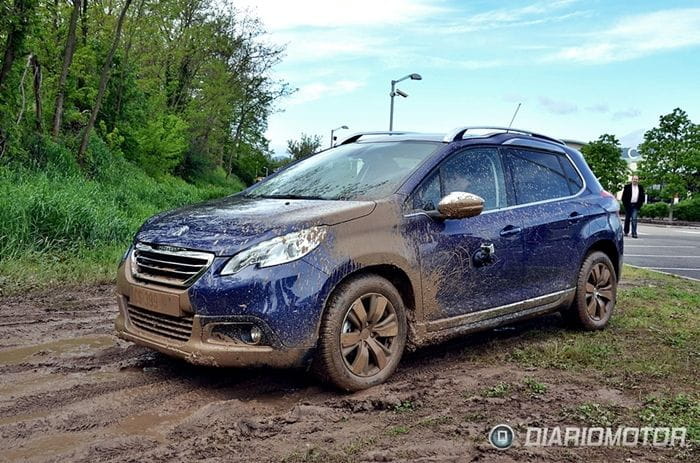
114;295;311;368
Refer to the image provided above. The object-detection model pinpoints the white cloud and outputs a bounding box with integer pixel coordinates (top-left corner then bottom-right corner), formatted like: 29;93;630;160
612;108;641;120
546;8;700;64
539;96;578;115
438;0;584;34
287;80;364;106
586;104;609;113
270;29;388;62
231;0;447;30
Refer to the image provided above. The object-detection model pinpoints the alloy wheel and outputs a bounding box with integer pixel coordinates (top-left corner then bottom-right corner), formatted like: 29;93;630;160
585;263;614;321
340;293;400;377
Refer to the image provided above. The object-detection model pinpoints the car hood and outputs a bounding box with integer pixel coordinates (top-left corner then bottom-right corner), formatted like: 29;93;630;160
135;195;376;256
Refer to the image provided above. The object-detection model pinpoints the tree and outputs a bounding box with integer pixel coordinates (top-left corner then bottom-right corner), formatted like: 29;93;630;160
287;133;322;160
77;0;132;164
637;108;700;200
580;134;629;193
51;0;81;137
0;0;37;91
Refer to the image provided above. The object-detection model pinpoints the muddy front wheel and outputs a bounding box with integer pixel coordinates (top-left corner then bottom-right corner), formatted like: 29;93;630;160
314;275;407;391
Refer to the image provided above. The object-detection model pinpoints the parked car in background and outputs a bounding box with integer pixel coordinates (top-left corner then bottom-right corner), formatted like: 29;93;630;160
115;127;623;390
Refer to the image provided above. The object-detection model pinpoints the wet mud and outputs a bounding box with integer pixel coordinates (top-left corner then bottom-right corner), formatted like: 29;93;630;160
0;285;689;462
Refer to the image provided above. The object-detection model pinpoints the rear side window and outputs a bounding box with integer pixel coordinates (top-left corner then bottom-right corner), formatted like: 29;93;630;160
558;154;584;192
505;149;571;204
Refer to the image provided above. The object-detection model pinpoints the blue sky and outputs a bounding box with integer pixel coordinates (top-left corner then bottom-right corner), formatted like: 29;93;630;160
232;0;700;155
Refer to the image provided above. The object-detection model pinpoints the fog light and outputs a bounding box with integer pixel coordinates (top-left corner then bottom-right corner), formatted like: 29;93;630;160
249;326;262;345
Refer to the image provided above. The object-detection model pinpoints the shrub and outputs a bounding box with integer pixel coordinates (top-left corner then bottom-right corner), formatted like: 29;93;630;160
640;202;670;219
673;197;700;222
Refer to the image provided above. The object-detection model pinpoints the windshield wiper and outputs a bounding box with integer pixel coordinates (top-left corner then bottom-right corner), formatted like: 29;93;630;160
254;194;328;200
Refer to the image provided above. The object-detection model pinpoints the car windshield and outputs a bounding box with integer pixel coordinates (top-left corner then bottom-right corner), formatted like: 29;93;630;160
245;141;440;201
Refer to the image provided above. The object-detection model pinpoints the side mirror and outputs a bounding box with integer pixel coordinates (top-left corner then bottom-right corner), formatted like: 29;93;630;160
437;192;484;219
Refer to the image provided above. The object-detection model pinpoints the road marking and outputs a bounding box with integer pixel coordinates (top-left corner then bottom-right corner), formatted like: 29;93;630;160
625;245;696;248
679;230;700;234
625;255;700;258
625;264;700;282
646;267;700;270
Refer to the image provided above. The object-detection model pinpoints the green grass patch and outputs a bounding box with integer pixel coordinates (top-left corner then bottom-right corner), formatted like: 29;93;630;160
386;425;410;436
524;377;548;396
563;402;621;427
483;381;511;398
639;394;700;442
392;400;417;413
0;160;243;295
499;266;700;391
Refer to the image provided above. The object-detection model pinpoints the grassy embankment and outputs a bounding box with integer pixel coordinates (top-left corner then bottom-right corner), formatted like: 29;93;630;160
0;153;243;295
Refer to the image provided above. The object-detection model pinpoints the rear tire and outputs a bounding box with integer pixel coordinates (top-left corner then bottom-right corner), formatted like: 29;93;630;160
562;251;617;330
314;275;407;391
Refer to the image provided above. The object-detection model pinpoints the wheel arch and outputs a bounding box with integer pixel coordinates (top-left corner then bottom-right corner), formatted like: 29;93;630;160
584;239;621;279
330;264;417;314
312;262;418;346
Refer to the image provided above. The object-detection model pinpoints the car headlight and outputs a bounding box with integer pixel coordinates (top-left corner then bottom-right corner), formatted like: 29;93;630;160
221;226;327;275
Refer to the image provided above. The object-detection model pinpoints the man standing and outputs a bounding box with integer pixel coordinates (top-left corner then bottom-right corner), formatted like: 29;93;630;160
621;175;645;238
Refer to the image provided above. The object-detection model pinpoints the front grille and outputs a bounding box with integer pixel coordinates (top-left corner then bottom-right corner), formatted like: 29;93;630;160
132;242;214;288
127;305;194;342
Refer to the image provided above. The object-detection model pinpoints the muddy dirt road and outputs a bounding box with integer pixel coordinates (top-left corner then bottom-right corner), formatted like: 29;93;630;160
0;284;694;462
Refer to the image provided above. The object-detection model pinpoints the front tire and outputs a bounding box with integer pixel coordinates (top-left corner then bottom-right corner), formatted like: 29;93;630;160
563;251;617;330
314;275;407;391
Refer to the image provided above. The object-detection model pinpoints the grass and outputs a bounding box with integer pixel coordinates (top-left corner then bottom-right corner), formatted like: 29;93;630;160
0;157;243;295
392;400;417;413
482;381;511;398
485;266;700;391
524;377;548;396
386;425;410;436
639;394;700;442
563;402;621;427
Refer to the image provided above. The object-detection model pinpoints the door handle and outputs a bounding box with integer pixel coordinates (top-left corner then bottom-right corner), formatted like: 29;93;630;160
568;212;584;223
499;225;522;237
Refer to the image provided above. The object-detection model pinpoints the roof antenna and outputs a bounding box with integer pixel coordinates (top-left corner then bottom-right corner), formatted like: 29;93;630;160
507;103;521;132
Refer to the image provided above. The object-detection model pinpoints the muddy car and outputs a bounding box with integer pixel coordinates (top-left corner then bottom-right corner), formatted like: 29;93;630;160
115;127;623;391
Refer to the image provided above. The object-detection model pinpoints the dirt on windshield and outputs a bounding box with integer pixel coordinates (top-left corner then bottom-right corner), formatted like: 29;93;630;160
0;283;694;463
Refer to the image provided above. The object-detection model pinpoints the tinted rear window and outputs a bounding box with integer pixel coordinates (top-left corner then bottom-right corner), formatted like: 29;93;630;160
505;149;572;204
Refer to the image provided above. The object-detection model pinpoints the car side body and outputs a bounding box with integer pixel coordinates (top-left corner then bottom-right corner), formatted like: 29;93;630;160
115;127;623;389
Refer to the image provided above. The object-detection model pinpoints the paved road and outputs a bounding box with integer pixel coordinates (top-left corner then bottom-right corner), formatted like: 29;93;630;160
623;223;700;281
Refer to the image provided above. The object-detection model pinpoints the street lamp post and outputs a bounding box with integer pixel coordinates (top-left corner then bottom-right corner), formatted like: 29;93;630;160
330;125;349;147
389;73;422;131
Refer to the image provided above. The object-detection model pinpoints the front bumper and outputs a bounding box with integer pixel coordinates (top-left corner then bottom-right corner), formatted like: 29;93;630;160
114;294;311;367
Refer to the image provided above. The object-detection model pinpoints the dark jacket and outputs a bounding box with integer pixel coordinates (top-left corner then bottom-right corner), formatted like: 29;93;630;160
621;183;645;208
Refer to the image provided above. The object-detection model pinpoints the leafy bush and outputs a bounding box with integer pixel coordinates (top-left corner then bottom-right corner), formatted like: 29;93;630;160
673;197;700;221
640;202;670;218
133;114;189;175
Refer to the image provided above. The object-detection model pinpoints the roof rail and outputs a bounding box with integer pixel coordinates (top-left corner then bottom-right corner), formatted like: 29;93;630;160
443;126;565;146
337;131;415;146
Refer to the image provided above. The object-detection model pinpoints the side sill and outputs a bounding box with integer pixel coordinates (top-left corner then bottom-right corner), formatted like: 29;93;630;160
411;288;575;346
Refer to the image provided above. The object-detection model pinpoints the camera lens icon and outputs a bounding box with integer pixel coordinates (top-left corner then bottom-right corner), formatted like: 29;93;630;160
488;424;515;450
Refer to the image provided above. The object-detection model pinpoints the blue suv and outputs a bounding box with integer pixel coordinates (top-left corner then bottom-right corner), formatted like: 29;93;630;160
115;127;623;390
